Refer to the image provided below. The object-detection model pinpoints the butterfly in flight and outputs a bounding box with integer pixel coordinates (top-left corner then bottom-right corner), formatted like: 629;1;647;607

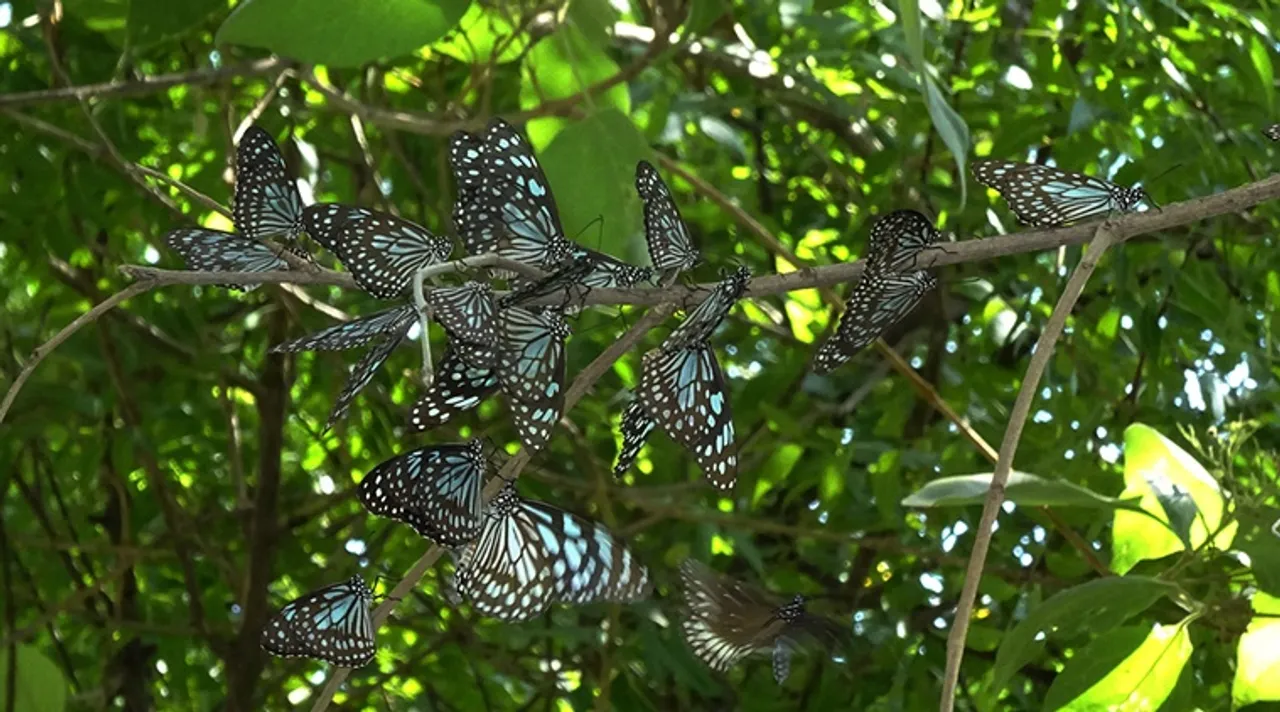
1265;124;1280;141
636;160;700;275
260;575;376;668
495;306;571;453
324;317;414;432
613;399;656;477
427;283;498;369
358;440;487;546
271;305;417;354
164;228;289;291
450;481;651;622
234;126;305;246
679;560;847;684
972;159;1150;227
407;348;500;432
302;203;453;299
448;119;576;270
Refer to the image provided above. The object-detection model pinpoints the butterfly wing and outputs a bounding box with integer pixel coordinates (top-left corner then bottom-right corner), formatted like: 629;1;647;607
407;348;499;432
1266;124;1280;141
518;499;651;605
329;211;453;299
614;400;656;476
662;266;750;353
271;305;417;353
638;345;737;490
449;130;500;254
636;160;699;273
679;560;782;673
453;485;559;622
324;328;408;432
579;248;654;289
496;307;569;452
359;443;486;546
428;283;498;369
234;126;304;243
866;210;941;273
302;203;376;256
164;228;289;291
260;575;376;668
813;270;935;373
972;160;1126;227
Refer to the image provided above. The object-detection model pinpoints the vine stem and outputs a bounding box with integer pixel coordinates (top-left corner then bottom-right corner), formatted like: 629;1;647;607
938;222;1119;711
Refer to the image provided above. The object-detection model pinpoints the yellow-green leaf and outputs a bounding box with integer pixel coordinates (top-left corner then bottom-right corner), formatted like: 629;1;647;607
1051;621;1192;711
1111;423;1237;574
1233;592;1280;706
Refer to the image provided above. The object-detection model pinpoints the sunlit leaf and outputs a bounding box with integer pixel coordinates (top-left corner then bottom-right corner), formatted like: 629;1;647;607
1046;621;1192;711
0;645;67;712
902;471;1144;510
1233;592;1280;706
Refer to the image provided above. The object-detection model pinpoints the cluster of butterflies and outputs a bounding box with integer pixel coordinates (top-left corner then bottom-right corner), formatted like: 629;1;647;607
163;116;1235;682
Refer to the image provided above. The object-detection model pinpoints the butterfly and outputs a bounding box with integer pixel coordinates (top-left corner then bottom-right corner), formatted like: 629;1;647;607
972;159;1150;227
579;249;656;289
663;266;751;353
450;481;651;622
637;343;737;490
301;204;453;299
271;305;417;353
358;440;487;546
234;126;305;245
865;210;942;273
679;560;847;684
495;307;570;452
449;119;576;270
325;321;412;432
164;228;289;291
636;160;700;274
427;283;498;369
260;575;376;668
407;348;500;432
1265;124;1280;141
613;400;656;476
812;271;937;374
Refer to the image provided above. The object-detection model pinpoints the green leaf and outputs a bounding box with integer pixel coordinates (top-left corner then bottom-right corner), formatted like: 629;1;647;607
128;0;223;46
686;0;728;34
1111;423;1237;575
520;23;630;119
538;109;650;257
432;3;526;65
898;1;969;208
990;576;1180;694
1048;621;1192;711
566;0;616;49
902;471;1143;510
1249;35;1275;114
1236;505;1280;597
216;0;471;67
0;645;68;712
1233;592;1280;706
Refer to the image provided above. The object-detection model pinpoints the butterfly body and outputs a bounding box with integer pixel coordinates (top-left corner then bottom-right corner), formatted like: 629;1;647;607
613;400;656;476
234;126;305;245
452;483;651;621
164;228;289;291
972;159;1148;227
358;441;486;546
261;575;376;668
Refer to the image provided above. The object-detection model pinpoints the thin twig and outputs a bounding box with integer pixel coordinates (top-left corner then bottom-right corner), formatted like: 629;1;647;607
939;222;1119;711
0;58;287;108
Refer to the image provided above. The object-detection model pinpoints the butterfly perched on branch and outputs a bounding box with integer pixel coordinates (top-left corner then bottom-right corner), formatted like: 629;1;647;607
621;267;749;490
972;159;1150;227
1265;124;1280;141
679;560;848;683
407;347;500;432
358;440;487;547
234;126;306;247
164;228;290;291
494;306;570;452
448;482;651;621
426;283;498;370
260;575;376;668
271;304;417;353
302;203;453;299
324;323;412;432
813;212;939;373
636;160;700;276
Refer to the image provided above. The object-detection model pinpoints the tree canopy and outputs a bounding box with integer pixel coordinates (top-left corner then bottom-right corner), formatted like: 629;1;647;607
3;1;1280;711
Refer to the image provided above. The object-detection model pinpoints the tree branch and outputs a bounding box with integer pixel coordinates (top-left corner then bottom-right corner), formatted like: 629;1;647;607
0;58;288;108
939;221;1120;711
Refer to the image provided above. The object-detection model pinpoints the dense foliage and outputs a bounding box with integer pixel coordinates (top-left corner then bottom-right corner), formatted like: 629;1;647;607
3;1;1280;710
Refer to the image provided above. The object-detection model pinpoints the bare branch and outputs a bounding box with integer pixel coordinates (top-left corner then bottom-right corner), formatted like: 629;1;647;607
0;58;288;108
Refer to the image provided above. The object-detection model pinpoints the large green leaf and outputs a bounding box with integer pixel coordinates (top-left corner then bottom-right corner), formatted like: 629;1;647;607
432;3;526;65
519;23;631;152
216;0;471;67
128;0;224;46
1111;423;1237;575
0;645;67;712
1233;592;1280;706
898;0;968;207
1046;621;1192;711
902;471;1144;510
538;109;650;259
1235;504;1280;597
990;576;1180;694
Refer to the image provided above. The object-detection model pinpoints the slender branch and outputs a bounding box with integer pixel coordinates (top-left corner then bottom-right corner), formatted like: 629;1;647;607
939;222;1120;711
306;306;675;712
0;58;288;108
